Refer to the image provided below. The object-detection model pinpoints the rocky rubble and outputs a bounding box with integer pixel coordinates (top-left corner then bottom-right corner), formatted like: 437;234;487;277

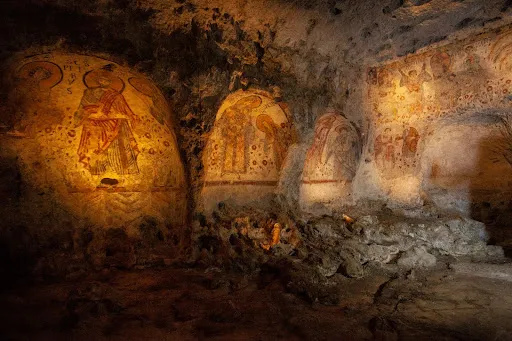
192;202;504;283
304;214;504;278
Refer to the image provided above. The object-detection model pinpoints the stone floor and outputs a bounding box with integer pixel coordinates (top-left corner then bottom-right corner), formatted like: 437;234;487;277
2;263;512;341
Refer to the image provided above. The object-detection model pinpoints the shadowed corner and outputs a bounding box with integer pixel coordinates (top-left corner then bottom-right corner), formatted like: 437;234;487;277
471;115;512;257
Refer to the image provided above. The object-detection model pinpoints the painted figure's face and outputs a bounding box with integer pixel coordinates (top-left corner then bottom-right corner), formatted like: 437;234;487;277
98;77;112;88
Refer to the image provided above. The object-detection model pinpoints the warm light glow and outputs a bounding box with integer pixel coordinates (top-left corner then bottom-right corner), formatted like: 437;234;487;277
365;25;512;205
1;52;187;227
201;89;295;212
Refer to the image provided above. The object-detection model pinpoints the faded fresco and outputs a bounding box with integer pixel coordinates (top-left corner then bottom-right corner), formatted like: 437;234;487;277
373;125;421;178
202;89;295;210
302;112;361;184
0;52;186;227
367;24;512;179
300;111;361;208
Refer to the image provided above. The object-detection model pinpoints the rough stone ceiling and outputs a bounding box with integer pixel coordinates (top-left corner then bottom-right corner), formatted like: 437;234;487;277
10;0;512;66
1;0;511;125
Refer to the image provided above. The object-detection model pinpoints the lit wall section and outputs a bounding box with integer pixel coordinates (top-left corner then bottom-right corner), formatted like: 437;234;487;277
362;24;512;206
300;111;360;210
0;52;187;228
202;89;295;212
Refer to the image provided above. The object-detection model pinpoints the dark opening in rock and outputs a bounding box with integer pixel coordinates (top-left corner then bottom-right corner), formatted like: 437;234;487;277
100;178;119;186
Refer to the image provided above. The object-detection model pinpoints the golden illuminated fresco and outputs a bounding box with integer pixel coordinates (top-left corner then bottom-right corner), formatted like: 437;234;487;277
300;111;361;207
128;76;173;128
0;52;186;227
202;89;295;211
7;61;63;136
204;89;295;186
76;67;140;176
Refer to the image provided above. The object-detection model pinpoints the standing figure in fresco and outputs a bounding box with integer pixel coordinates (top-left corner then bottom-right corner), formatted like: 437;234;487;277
326;123;361;181
8;61;63;137
256;114;290;170
376;68;396;98
463;45;481;74
74;67;140;176
217;95;261;174
398;63;432;93
374;128;395;170
429;51;459;110
402;126;420;159
304;114;338;176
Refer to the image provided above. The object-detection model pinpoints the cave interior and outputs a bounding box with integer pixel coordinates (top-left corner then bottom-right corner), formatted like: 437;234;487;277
2;0;512;340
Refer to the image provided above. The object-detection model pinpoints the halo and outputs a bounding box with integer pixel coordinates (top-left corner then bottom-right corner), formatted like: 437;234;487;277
489;32;512;70
233;95;262;109
83;69;125;92
128;77;155;97
17;61;63;89
255;114;274;133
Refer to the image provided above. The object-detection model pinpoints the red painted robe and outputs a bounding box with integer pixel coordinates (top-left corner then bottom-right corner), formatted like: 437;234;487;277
75;87;140;175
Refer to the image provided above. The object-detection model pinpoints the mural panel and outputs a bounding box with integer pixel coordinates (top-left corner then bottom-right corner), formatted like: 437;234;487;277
0;52;186;228
302;112;360;183
300;111;361;207
202;89;295;211
367;25;512;126
366;24;512;182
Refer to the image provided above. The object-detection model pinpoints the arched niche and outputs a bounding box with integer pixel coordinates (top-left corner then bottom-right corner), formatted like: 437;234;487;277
421;114;512;221
201;89;295;212
300;111;361;209
0;52;187;229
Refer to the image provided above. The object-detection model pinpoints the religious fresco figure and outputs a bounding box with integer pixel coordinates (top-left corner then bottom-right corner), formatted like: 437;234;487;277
374;128;395;170
429;50;459;110
255;114;289;170
398;63;432;93
326;123;360;181
8;61;63;137
303;113;360;182
463;45;482;74
402;126;420;159
303;114;338;177
216;95;261;174
74;67;140;176
430;51;453;80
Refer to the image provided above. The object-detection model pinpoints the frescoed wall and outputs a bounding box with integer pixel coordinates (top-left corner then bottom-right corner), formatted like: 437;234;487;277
300;111;361;208
201;89;295;212
363;24;512;207
0;52;187;228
